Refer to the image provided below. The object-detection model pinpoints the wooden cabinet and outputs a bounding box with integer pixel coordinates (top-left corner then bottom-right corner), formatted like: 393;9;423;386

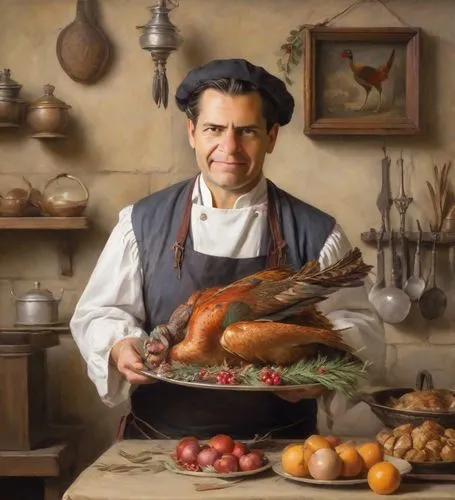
0;331;59;451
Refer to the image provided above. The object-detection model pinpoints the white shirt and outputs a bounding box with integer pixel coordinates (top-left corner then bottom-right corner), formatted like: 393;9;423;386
70;175;385;433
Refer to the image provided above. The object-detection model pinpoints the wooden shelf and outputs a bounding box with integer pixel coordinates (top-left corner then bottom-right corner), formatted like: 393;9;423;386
0;217;88;230
361;229;455;245
0;217;89;277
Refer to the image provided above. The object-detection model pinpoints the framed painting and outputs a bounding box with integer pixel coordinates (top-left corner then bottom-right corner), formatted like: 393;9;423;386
303;27;421;136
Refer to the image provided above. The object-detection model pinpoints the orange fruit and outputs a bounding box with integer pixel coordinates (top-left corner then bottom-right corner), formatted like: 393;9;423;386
303;434;332;463
334;440;355;454
367;461;401;495
337;445;364;478
281;444;309;477
356;441;384;471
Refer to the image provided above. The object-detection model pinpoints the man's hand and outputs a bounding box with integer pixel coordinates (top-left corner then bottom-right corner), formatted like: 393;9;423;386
110;338;154;385
275;386;327;402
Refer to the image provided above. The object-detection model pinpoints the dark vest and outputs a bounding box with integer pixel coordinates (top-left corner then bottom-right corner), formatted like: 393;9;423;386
127;176;335;440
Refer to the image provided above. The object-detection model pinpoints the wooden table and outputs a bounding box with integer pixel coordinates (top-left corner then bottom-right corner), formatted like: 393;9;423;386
62;440;455;500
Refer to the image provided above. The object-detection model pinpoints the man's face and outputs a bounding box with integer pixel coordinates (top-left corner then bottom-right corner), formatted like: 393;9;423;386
187;89;279;195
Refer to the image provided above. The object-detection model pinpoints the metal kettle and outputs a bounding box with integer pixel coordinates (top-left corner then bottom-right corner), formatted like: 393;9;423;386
11;281;64;326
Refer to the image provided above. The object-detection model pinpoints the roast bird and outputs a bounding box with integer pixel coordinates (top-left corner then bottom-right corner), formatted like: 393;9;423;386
144;248;372;366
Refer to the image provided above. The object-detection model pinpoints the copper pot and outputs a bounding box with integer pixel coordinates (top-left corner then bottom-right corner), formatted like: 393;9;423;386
0;69;26;128
26;84;71;138
0;177;32;217
41;173;89;217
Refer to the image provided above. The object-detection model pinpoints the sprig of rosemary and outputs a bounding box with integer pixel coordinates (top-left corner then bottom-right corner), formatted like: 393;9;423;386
279;356;368;395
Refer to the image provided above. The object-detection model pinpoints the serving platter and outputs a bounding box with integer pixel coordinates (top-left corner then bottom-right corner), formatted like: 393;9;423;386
272;455;412;486
165;459;272;478
136;368;325;394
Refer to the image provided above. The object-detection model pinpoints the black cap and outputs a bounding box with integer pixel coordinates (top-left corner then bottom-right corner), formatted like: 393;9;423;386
175;58;294;126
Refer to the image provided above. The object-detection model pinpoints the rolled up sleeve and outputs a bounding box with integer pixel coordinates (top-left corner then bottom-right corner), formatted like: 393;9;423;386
70;206;148;407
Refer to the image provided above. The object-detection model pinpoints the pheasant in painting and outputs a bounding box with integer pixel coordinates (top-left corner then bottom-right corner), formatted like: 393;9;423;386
341;48;395;112
144;248;372;367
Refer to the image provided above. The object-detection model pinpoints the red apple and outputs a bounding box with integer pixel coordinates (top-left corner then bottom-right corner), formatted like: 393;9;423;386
209;434;235;454
248;448;265;463
232;441;248;459
197;447;220;468
213;453;239;473
176;436;199;459
177;440;201;464
239;452;264;471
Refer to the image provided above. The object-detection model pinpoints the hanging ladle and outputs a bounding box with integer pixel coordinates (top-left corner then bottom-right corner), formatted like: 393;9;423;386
372;230;411;324
403;219;425;302
419;233;447;320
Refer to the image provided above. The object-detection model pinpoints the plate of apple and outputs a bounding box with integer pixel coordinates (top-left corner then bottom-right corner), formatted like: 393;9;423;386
167;434;272;477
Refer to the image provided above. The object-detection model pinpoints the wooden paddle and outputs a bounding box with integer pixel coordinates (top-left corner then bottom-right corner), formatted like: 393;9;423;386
56;0;110;84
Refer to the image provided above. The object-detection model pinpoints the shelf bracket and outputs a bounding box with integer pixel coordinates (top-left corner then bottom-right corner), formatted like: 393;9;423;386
58;232;74;277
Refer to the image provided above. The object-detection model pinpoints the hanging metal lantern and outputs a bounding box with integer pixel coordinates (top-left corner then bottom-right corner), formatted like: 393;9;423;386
137;0;183;109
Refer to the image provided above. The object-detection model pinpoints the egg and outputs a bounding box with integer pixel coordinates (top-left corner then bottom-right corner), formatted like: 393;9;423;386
307;448;342;480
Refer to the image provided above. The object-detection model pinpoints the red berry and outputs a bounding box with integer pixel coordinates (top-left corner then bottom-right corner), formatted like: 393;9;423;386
272;375;282;385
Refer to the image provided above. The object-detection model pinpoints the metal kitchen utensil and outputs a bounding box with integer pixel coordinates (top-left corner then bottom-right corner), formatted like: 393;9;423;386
368;227;385;304
137;0;183;108
56;0;110;84
394;153;413;289
376;145;393;233
419;234;447;320
11;281;64;326
403;219;425;301
372;230;411;324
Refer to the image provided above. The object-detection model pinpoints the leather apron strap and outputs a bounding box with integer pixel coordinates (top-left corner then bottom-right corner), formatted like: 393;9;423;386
172;177;288;278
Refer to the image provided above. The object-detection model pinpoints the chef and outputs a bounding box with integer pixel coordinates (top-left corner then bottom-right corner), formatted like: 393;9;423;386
70;58;385;440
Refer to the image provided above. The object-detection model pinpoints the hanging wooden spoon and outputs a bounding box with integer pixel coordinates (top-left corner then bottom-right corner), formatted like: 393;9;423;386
56;0;110;84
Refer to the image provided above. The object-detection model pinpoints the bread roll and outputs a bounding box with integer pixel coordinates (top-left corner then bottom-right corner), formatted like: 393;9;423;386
421;420;445;435
393;434;413;458
441;445;455;461
376;430;393;446
383;435;397;454
392;423;414;437
404;448;427;462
